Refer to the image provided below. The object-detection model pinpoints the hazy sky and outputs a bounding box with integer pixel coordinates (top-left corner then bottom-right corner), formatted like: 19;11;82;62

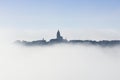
0;0;120;30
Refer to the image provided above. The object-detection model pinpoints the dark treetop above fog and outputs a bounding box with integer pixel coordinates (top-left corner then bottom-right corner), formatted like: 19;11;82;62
15;30;120;47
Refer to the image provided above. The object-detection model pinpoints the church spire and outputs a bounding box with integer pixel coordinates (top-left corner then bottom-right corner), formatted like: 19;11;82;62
57;30;61;39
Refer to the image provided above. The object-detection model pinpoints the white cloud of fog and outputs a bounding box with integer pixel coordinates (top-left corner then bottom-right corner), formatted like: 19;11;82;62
0;28;120;80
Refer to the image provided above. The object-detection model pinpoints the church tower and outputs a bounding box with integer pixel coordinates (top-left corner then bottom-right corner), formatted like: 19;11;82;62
57;30;60;39
56;30;63;40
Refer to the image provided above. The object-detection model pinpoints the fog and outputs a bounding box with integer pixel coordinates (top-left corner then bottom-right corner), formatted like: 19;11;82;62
0;29;120;80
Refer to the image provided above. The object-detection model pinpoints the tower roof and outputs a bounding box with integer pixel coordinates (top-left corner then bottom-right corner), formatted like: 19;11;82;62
57;30;60;36
57;30;60;33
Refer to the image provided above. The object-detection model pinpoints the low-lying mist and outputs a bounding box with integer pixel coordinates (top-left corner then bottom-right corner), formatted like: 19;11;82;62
0;29;120;80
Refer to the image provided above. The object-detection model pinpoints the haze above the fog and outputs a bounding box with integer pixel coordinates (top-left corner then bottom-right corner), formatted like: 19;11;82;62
0;0;120;30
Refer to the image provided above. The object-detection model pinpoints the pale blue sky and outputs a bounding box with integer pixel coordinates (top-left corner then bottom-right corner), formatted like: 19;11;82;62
0;0;120;30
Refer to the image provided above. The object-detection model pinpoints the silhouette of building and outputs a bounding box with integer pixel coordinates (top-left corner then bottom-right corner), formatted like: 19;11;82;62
57;30;63;40
49;30;67;43
15;30;120;47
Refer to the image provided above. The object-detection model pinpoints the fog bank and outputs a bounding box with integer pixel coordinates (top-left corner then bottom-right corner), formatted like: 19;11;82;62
0;29;120;80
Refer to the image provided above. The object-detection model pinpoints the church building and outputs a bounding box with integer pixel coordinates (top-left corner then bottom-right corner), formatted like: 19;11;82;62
49;30;67;43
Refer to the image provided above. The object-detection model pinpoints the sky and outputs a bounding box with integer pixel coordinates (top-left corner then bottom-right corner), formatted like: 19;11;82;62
0;0;120;30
